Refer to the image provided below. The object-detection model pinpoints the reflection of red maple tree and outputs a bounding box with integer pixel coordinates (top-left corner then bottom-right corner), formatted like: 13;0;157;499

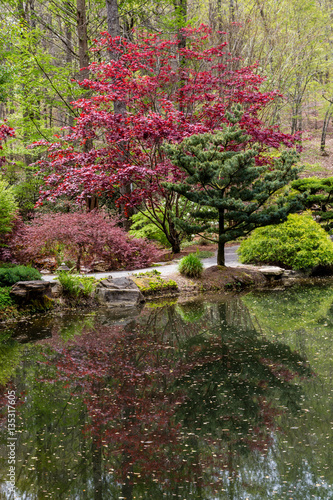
37;306;311;493
40;322;189;485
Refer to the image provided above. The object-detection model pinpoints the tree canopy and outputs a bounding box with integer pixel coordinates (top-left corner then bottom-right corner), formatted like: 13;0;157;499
164;109;303;264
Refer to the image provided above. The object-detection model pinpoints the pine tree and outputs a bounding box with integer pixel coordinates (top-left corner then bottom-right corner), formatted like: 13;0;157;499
164;110;304;266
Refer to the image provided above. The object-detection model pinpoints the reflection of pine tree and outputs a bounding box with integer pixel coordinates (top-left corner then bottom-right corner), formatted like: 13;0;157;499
224;299;256;331
0;300;314;499
174;313;312;473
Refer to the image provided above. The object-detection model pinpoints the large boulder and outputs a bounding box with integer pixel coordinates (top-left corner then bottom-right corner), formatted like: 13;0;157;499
95;277;145;308
10;280;62;302
10;280;52;302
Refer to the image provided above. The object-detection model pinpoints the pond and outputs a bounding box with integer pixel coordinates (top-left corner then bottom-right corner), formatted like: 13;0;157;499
0;285;332;499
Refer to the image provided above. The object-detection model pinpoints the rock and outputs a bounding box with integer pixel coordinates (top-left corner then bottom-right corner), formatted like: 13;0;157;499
80;266;91;274
49;281;63;298
259;266;284;276
10;281;52;301
92;260;108;272
95;277;145;307
34;257;57;271
258;266;284;283
57;263;70;271
40;269;51;275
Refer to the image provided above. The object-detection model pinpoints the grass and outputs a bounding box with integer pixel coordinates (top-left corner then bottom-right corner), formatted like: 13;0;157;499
178;254;203;278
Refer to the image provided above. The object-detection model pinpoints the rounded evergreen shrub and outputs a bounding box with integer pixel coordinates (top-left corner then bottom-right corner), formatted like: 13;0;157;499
0;265;41;287
238;213;333;271
178;254;203;278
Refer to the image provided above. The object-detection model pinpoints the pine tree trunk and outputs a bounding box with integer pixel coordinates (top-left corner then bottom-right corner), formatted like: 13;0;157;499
217;241;225;266
217;209;225;266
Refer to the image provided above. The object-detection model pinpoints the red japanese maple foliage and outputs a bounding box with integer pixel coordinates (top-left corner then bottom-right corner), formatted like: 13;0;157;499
0;122;15;167
31;26;299;250
12;211;160;270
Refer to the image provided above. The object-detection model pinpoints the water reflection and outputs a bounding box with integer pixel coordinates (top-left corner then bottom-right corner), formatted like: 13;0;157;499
0;293;332;499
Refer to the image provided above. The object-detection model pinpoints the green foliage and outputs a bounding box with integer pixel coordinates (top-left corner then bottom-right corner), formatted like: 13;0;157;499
238;213;333;270
291;176;333;232
0;265;41;287
178;254;203;278
0;64;11;102
0;179;18;235
133;269;161;277
0;287;13;310
57;272;95;298
130;211;171;247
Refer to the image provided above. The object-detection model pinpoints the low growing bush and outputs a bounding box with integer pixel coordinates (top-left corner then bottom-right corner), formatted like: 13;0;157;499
178;254;203;278
238;213;333;271
0;265;41;287
12;211;160;271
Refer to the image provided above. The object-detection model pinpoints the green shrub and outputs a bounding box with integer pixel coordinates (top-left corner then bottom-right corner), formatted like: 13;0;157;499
0;179;18;235
130;211;171;247
291;177;333;233
238;213;333;271
178;254;204;278
0;287;14;310
0;265;41;287
57;272;95;297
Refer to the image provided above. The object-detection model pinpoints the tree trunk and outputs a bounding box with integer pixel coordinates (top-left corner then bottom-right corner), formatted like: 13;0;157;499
76;0;89;82
217;209;225;266
106;0;121;37
173;0;187;112
167;220;181;253
321;106;332;152
106;0;133;230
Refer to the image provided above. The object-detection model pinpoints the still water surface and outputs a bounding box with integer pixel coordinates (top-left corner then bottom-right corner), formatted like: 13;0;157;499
0;285;332;499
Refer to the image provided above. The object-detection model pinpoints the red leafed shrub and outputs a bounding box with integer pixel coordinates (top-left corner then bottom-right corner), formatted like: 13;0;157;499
0;122;15;167
12;211;160;271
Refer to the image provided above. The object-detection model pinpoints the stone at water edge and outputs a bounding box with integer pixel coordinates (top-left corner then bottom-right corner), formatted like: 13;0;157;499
10;281;52;301
10;280;63;300
95;277;145;307
258;266;284;276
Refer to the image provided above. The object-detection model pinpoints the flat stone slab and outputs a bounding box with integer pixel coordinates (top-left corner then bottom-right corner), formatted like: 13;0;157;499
258;266;284;276
10;280;52;300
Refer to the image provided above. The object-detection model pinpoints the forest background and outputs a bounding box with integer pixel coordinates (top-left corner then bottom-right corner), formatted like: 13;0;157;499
0;0;332;222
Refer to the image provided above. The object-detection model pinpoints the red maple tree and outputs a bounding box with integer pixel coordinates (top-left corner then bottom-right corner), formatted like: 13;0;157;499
32;26;299;252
